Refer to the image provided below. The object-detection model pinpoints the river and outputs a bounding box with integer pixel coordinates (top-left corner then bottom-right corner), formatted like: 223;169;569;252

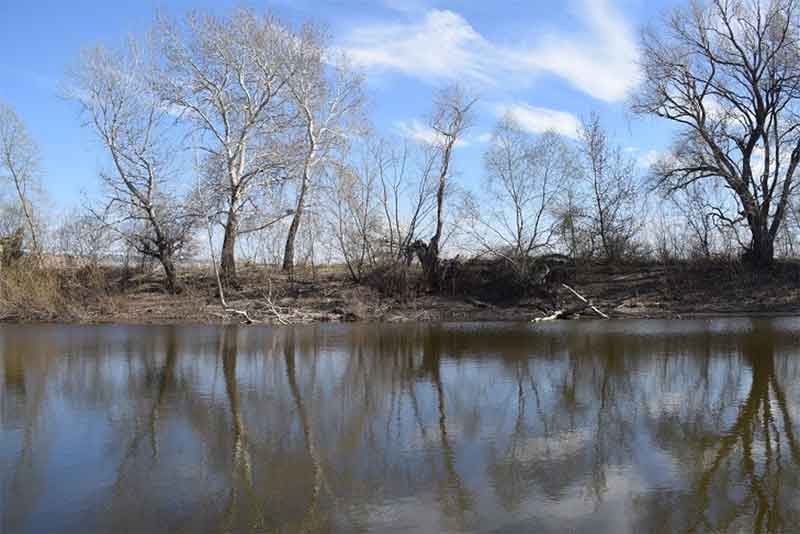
2;319;800;533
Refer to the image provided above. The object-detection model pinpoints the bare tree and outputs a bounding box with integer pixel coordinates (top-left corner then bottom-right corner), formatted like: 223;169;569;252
280;27;365;275
470;115;576;263
53;209;113;264
0;101;42;254
412;86;476;287
634;0;800;267
578;114;641;261
69;43;194;292
325;140;383;282
552;185;594;258
154;9;295;284
375;139;437;265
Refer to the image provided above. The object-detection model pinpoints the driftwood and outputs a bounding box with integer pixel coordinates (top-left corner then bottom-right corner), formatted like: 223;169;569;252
533;283;609;322
560;283;609;319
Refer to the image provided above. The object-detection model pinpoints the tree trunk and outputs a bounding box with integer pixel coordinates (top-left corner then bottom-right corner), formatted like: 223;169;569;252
220;209;238;286
282;177;308;275
160;254;178;294
745;223;775;268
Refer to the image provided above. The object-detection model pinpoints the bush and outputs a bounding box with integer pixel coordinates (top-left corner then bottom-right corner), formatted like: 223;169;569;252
0;258;68;321
364;262;420;301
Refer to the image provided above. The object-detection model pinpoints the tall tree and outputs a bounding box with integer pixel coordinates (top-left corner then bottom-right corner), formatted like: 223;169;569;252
280;27;365;275
69;43;195;292
578;114;640;261
154;9;295;284
414;86;476;287
0;101;41;254
472;115;576;262
634;0;800;267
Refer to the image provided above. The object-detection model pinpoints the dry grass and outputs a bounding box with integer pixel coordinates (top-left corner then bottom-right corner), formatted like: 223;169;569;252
0;258;70;321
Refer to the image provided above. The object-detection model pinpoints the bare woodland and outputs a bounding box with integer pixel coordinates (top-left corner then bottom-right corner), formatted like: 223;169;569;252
3;1;800;321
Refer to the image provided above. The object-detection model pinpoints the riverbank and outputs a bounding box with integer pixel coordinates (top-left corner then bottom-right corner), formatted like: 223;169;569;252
2;259;800;325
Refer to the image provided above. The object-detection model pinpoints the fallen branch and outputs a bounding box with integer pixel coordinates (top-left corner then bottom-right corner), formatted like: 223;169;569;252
533;309;569;322
206;220;256;324
532;284;609;322
262;278;290;325
561;283;609;319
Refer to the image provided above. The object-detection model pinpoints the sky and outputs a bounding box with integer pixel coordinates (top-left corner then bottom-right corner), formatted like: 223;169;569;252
0;0;683;210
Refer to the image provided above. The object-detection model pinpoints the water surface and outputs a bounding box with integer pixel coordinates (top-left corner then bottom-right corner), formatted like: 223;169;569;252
2;320;800;533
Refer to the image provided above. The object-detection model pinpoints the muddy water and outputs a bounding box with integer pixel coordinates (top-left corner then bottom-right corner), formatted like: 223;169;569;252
2;320;800;533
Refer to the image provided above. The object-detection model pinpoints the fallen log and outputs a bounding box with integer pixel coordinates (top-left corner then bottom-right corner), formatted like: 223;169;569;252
561;283;609;319
532;284;609;322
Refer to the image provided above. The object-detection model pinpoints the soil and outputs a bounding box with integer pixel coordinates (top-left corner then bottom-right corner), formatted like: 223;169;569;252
7;258;800;325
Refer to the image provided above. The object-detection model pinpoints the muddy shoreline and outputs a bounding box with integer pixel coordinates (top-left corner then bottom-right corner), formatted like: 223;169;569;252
3;259;799;326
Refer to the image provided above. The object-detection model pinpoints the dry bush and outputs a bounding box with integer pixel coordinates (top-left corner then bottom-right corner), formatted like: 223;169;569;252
0;259;118;322
0;259;69;321
440;254;574;304
364;263;420;301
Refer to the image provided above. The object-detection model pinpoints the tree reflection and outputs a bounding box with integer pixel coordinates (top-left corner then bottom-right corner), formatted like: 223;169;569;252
687;323;800;533
420;328;475;529
283;327;332;533
219;325;268;532
5;321;800;533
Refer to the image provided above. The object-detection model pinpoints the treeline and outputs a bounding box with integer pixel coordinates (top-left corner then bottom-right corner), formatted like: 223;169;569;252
2;0;800;296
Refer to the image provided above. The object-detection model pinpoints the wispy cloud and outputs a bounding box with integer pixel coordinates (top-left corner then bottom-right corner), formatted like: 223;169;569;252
636;149;663;169
339;10;499;85
395;119;473;147
496;103;582;139
520;0;641;102
337;0;640;102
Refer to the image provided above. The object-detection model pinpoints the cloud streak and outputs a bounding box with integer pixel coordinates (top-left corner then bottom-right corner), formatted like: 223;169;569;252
337;0;640;102
496;103;583;139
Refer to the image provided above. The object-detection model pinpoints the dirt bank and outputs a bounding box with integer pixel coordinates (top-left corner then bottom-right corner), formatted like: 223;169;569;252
2;259;800;325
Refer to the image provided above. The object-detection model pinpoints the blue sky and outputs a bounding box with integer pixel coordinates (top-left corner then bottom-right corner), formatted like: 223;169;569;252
0;0;681;209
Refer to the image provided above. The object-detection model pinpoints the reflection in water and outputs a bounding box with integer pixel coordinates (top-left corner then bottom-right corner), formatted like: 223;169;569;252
2;320;800;533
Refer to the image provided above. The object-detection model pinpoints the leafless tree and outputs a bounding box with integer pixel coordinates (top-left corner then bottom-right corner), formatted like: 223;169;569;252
552;185;594;259
374;140;438;265
634;0;800;267
470;115;576;263
53;209;113;264
68;43;195;292
578;114;641;261
412;86;476;287
154;9;296;284
0;101;42;254
280;27;365;275
324;140;383;281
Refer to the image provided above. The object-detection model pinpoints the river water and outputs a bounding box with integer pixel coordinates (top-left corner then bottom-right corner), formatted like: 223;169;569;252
2;320;800;533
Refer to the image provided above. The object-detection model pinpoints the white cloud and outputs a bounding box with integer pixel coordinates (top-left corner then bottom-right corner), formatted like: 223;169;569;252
475;132;493;144
636;149;663;169
337;0;640;102
395;119;471;147
521;0;641;102
338;10;499;85
496;103;582;139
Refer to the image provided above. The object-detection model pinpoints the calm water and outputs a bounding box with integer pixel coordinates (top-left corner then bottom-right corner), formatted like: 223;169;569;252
2;320;800;533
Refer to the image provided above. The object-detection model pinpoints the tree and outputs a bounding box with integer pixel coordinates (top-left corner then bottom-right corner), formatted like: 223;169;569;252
154;9;295;284
471;115;576;263
69;43;194;292
578;114;641;261
280;27;365;275
0;101;42;254
376;140;437;265
325;140;382;282
53;209;112;264
413;86;476;287
634;0;800;267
